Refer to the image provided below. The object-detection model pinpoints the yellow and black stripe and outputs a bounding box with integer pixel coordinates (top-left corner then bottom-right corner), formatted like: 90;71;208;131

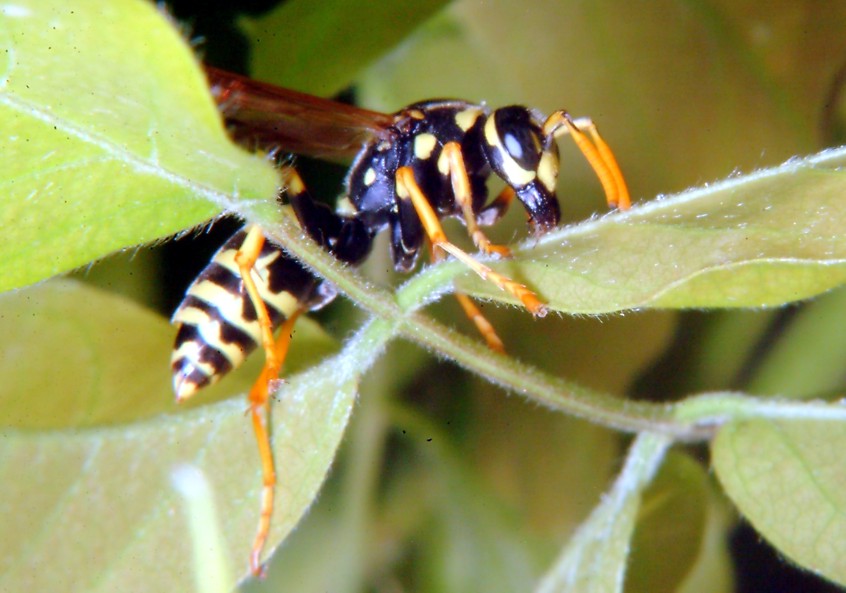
171;227;319;400
176;69;633;576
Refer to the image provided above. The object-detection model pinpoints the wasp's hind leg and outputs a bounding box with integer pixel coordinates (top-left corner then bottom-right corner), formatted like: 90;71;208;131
246;302;305;578
225;225;305;577
241;167;374;576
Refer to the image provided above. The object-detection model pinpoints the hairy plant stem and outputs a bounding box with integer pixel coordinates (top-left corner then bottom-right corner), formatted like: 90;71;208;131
248;202;845;444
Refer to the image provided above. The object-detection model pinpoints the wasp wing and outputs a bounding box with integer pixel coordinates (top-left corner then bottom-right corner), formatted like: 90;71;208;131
206;66;394;162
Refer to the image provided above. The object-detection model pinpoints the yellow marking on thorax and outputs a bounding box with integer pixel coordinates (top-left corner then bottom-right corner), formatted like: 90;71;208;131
414;133;438;160
455;107;482;132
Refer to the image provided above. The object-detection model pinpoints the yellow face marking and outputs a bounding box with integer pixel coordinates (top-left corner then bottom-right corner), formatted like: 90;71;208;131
484;115;499;149
454;108;482;132
363;167;377;186
485;117;536;187
414;133;438;161
537;150;559;193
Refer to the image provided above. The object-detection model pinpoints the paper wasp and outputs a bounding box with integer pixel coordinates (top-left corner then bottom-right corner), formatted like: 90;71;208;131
170;66;630;576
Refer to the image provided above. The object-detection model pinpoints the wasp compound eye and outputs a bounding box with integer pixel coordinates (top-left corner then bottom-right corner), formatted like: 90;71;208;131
494;106;543;172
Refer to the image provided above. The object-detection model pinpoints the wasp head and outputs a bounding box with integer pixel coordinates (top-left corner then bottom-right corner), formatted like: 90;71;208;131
483;106;561;233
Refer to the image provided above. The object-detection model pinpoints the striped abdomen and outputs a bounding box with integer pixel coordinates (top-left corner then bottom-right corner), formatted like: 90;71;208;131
171;226;322;400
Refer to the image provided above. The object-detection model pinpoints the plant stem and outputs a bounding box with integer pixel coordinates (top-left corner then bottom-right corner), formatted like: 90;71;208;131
248;202;844;443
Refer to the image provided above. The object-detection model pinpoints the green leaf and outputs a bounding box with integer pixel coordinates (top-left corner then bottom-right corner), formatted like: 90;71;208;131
677;494;735;593
681;309;777;392
243;0;450;96
0;279;179;428
456;148;846;313
0;0;278;292
712;419;846;586
0;280;385;591
0;280;338;428
395;408;542;593
746;285;846;398
417;470;540;592
534;433;671;593
468;400;619;541
626;452;709;593
241;485;363;593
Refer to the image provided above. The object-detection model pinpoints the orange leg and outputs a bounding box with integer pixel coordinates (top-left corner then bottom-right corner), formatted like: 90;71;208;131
441;142;512;257
246;310;302;578
235;227;280;377
542;112;631;210
396;166;547;318
454;293;505;353
427;235;507;353
233;226;304;577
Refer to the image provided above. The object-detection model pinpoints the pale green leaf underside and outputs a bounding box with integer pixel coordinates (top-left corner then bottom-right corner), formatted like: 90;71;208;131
458;148;846;313
627;452;710;593
535;433;671;593
0;0;278;292
0;281;370;591
713;419;846;587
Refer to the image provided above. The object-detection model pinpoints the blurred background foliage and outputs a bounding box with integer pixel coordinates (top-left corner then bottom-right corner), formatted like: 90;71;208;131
74;1;846;591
